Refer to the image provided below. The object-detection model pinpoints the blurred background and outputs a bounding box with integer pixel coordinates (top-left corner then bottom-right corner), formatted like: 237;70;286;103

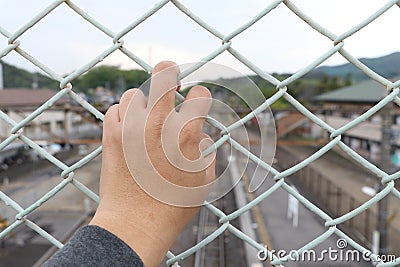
0;0;399;266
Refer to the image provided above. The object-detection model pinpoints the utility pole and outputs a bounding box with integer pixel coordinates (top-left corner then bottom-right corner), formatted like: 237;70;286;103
0;61;4;89
148;46;153;66
32;73;38;89
377;99;393;255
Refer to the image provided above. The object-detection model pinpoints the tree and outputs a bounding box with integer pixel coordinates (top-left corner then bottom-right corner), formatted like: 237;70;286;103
73;66;149;94
1;60;58;89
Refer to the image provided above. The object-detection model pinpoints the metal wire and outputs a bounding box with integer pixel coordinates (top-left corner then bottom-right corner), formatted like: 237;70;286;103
0;1;399;266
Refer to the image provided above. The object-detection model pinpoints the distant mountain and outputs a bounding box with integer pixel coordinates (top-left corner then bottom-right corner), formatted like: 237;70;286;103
0;60;58;89
2;50;399;95
307;51;400;81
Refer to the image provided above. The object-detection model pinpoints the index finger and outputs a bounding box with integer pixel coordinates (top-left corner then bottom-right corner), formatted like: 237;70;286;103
147;61;180;112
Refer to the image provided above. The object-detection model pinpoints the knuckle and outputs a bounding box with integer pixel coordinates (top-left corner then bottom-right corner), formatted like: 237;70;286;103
103;125;122;145
103;105;122;144
180;122;199;142
146;113;164;136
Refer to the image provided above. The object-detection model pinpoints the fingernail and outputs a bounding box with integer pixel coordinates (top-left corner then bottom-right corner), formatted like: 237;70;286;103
176;82;181;92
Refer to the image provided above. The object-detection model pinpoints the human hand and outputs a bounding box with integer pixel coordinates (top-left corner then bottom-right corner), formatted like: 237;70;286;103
90;61;215;267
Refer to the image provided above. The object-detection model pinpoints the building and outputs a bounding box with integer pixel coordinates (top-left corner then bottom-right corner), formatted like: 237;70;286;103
0;88;76;141
314;77;400;163
0;88;104;167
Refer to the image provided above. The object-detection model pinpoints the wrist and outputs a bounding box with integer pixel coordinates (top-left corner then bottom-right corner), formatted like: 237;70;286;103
89;209;169;267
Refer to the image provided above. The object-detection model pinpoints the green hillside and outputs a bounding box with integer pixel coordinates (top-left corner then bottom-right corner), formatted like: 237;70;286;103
1;50;398;105
1;60;58;89
0;61;149;94
308;52;400;80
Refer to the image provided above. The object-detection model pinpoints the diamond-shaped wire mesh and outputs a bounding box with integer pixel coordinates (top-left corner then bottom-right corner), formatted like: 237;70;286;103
0;0;400;266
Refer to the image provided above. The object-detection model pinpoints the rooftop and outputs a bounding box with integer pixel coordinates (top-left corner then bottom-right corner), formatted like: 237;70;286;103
0;88;69;108
314;77;400;103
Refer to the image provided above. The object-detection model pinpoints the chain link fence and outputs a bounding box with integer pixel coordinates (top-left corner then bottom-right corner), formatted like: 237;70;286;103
276;145;400;257
0;0;400;266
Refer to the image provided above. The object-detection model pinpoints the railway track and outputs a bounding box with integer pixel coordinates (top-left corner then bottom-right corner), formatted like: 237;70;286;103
192;142;246;267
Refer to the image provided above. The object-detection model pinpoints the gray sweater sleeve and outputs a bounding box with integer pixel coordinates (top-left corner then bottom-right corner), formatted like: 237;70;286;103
44;225;144;267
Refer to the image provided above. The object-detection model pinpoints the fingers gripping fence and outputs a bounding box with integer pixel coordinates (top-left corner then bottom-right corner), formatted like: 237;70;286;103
0;0;400;266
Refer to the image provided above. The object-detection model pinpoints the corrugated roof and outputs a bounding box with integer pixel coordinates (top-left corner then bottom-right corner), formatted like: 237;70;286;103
0;88;69;108
314;78;400;103
277;113;308;137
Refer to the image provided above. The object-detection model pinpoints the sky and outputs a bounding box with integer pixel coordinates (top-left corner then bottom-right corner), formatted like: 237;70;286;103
0;0;399;79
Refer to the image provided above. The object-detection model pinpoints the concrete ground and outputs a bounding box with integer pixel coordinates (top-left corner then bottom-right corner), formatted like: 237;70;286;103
279;144;400;233
233;127;372;266
0;146;100;267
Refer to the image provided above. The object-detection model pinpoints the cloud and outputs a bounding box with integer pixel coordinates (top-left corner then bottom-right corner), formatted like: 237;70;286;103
0;0;398;76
